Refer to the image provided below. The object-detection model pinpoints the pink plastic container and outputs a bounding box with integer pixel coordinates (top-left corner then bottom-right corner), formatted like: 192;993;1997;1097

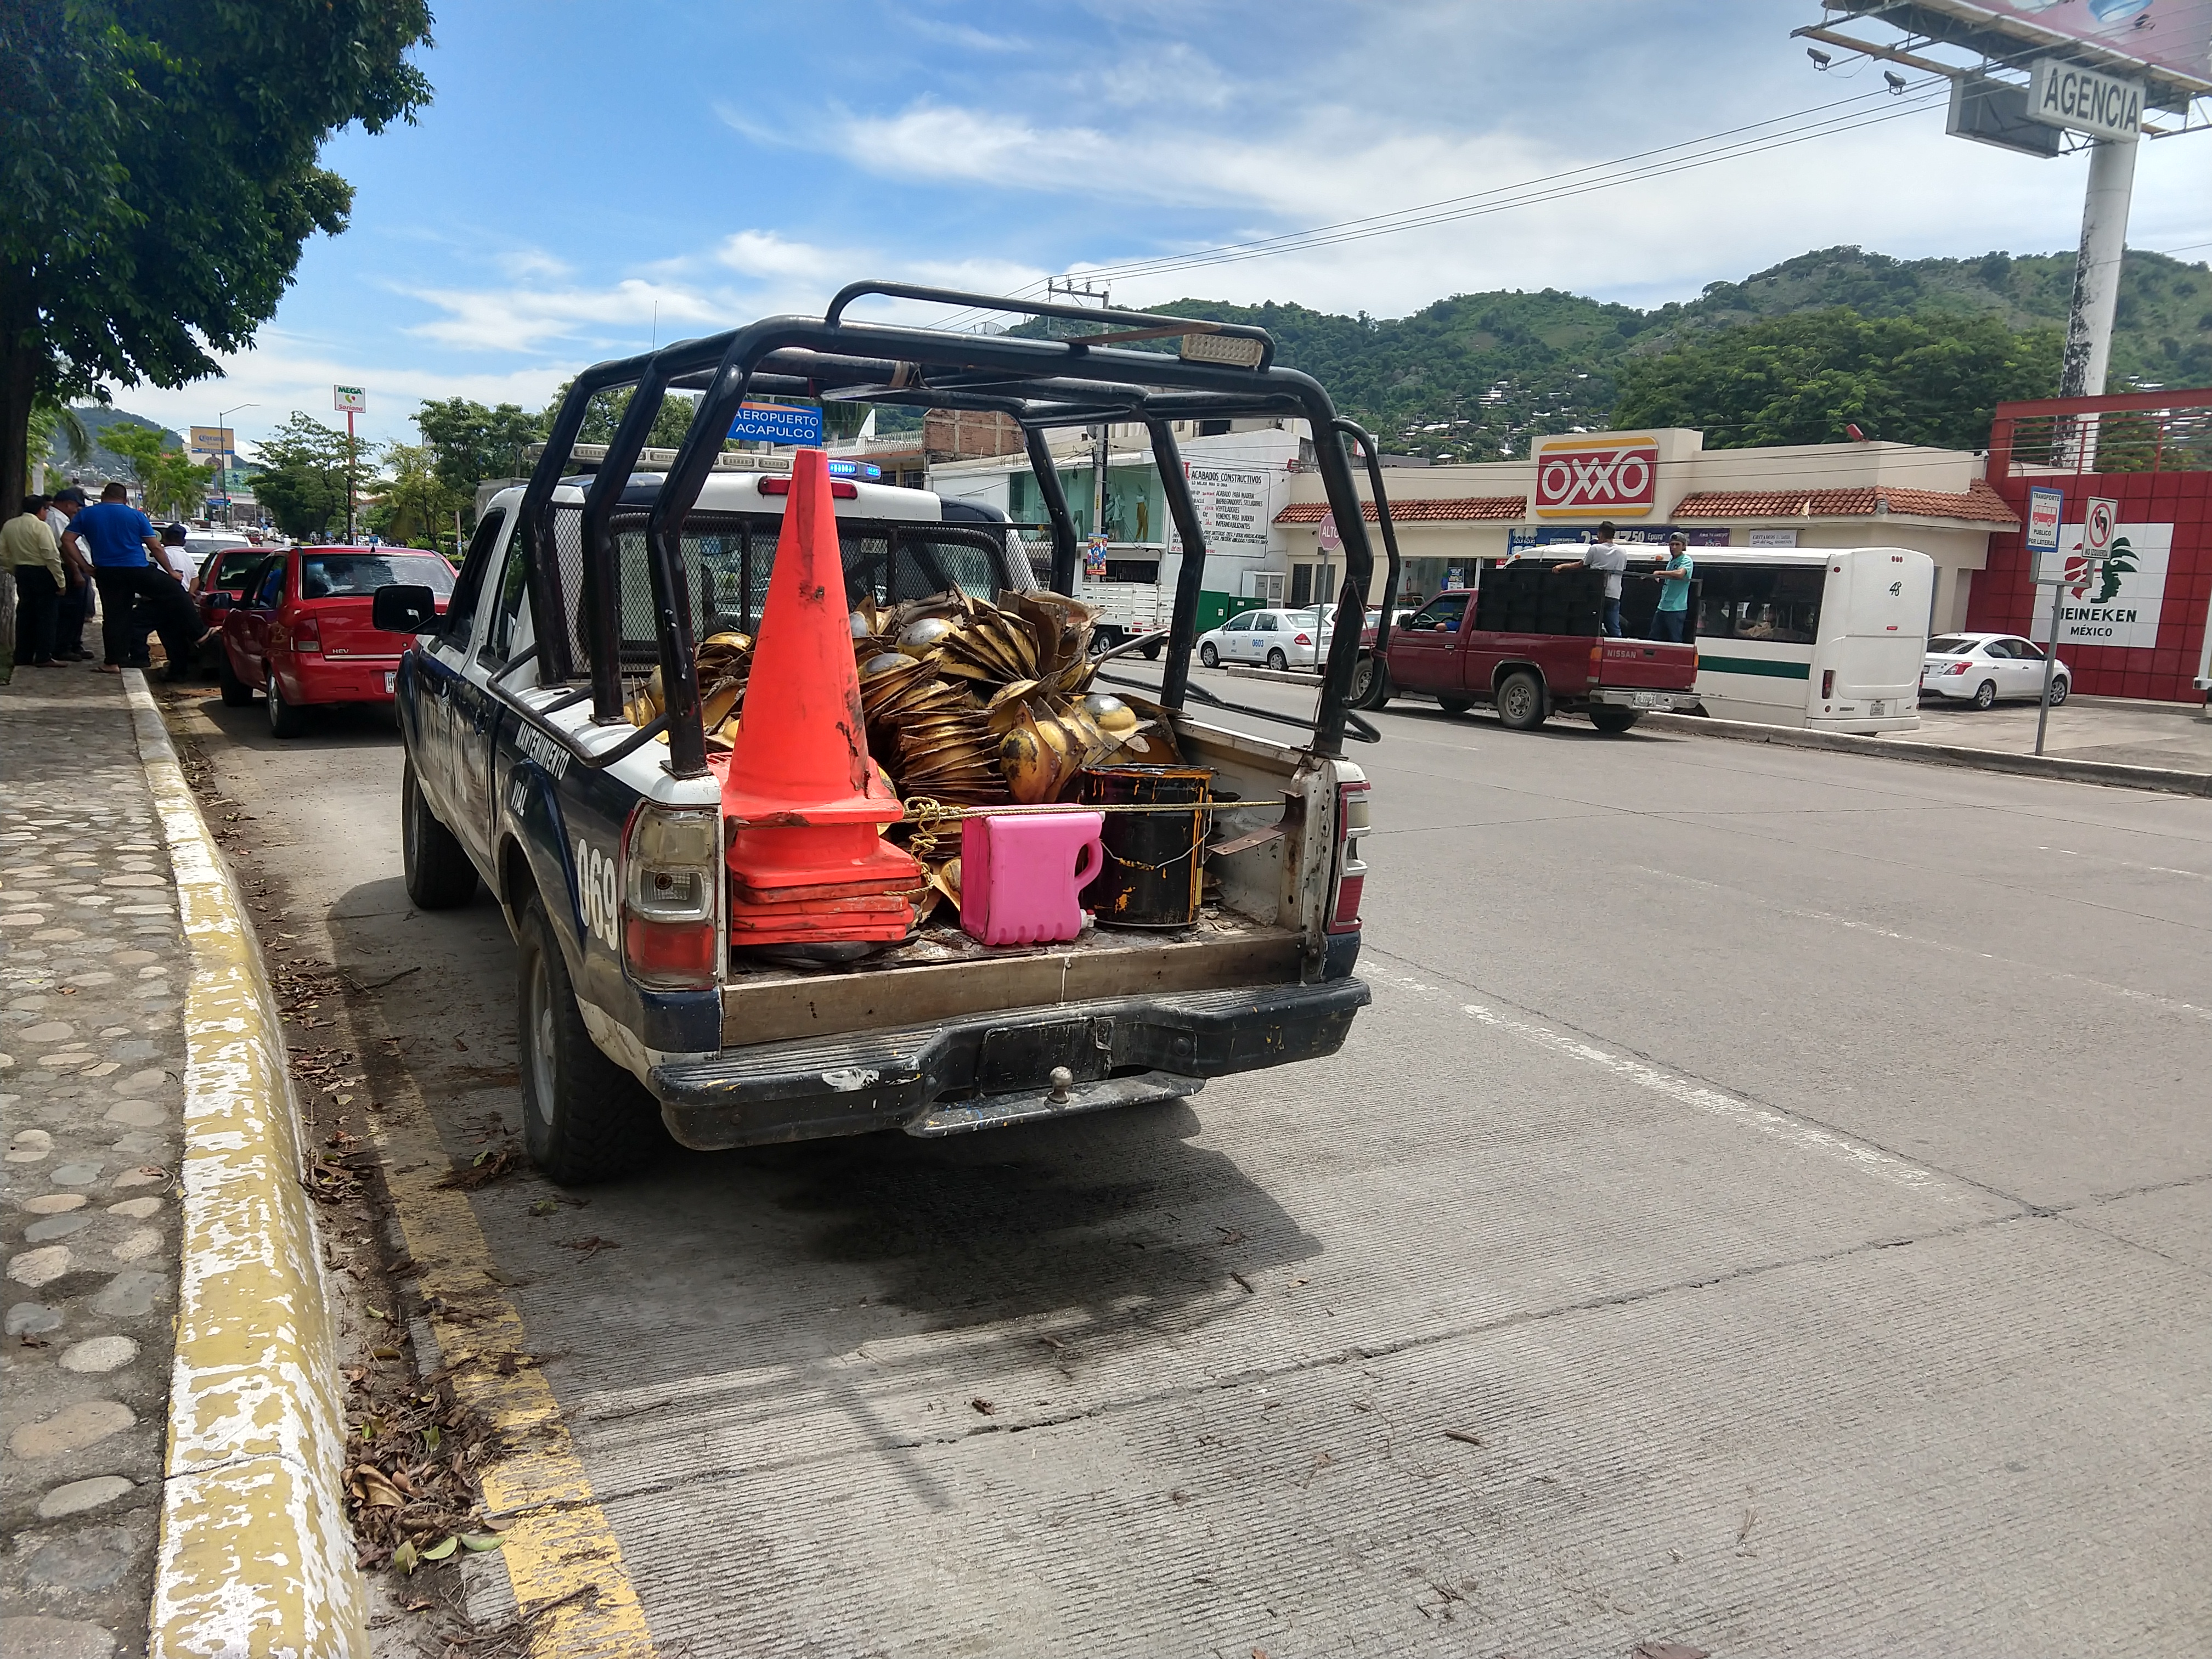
960;809;1105;947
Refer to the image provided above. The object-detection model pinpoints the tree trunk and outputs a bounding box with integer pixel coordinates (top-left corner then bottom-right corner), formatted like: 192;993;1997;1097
1;260;37;510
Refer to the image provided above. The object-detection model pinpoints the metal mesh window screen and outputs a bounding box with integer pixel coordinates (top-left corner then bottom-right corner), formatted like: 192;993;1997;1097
546;505;1014;684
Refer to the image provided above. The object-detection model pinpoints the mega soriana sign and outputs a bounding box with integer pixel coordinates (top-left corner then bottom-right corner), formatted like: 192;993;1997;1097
1533;435;1660;519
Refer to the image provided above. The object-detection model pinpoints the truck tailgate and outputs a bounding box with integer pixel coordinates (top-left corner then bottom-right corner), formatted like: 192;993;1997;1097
1596;638;1697;690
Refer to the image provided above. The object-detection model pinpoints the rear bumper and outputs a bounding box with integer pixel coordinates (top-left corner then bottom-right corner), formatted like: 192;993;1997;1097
1587;686;1701;711
650;978;1370;1149
286;657;402;705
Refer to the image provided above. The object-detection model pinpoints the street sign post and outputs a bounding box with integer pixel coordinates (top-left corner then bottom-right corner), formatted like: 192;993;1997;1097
2030;491;2119;758
334;386;366;540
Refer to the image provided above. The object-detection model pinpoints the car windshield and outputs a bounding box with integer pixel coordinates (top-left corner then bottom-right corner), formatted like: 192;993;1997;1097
1927;637;1976;654
301;552;455;599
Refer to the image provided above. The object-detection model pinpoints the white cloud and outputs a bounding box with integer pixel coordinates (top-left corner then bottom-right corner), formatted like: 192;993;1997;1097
399;278;721;353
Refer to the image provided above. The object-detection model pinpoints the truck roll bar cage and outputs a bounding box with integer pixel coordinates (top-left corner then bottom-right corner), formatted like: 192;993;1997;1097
512;284;1391;778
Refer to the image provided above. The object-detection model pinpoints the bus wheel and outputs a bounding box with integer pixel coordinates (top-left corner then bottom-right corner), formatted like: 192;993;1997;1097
1972;679;1997;710
1496;671;1547;731
1589;706;1640;734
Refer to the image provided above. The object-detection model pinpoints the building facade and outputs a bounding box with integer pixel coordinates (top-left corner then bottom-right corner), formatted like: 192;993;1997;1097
1965;391;2211;705
1271;426;2018;633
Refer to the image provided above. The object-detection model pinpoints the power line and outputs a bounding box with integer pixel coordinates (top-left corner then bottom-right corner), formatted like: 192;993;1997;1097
919;77;1956;331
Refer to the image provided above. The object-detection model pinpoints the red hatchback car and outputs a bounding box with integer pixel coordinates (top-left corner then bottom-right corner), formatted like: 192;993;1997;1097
219;546;453;736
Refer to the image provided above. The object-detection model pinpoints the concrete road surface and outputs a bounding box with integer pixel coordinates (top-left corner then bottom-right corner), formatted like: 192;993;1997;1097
162;672;2210;1658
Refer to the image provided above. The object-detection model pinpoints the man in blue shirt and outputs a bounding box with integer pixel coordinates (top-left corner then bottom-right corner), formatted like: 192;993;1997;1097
63;482;205;676
1651;532;1694;642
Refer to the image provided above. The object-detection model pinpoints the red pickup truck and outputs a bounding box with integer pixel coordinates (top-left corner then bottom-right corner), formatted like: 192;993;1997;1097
1360;586;1700;732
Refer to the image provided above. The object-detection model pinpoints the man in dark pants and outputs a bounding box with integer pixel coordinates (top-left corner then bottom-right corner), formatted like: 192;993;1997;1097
4;495;65;664
61;482;204;678
48;486;95;659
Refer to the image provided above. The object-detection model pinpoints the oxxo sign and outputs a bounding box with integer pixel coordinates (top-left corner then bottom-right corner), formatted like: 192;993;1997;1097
1533;434;1660;520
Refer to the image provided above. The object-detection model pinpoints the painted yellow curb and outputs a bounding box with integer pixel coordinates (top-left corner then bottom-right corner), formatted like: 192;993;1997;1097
124;673;368;1657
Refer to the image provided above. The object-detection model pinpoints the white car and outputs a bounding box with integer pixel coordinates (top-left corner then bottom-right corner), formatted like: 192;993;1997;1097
1198;607;1334;670
1921;632;2071;710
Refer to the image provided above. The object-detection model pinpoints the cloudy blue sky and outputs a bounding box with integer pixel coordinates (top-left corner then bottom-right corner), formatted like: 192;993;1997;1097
120;0;2210;456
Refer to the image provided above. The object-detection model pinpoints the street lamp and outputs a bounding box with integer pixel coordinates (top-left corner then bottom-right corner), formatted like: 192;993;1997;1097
215;402;258;526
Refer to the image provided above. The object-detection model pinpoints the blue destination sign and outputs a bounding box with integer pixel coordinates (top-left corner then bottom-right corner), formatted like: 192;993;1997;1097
729;402;825;445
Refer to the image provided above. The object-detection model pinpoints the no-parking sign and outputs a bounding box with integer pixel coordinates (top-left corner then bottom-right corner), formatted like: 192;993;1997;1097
2083;496;2118;558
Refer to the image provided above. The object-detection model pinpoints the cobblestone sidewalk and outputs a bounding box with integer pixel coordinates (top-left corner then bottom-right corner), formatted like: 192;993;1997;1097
3;669;189;1658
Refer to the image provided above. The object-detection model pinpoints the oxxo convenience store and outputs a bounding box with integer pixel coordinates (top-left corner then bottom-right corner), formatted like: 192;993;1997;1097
1274;395;2212;708
1273;425;2019;637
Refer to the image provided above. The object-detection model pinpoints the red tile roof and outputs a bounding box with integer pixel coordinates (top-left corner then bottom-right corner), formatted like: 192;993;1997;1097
1673;479;2017;526
1275;496;1526;524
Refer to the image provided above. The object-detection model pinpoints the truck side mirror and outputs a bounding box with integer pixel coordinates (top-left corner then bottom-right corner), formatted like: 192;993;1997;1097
372;583;438;634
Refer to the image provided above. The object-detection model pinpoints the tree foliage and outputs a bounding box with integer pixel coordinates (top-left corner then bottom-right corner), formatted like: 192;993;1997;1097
100;422;208;518
1;0;435;496
414;398;546;499
368;442;466;554
1611;309;2062;450
253;412;362;540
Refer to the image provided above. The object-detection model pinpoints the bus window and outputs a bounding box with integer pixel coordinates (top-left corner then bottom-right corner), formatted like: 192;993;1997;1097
1697;564;1821;642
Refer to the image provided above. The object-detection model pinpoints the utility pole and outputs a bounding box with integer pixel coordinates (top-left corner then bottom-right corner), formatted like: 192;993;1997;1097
2058;133;2139;467
1047;276;1112;553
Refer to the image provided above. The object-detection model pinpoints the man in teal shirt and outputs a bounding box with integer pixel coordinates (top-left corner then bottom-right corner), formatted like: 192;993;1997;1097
1651;532;1694;642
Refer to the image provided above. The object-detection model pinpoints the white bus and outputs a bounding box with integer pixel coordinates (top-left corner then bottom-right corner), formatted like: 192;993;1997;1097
1633;546;1935;734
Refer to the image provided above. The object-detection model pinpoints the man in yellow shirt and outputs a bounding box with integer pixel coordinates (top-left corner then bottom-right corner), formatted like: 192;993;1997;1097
3;494;66;667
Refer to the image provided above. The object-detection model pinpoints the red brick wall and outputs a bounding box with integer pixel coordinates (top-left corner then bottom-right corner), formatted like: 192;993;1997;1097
1972;469;2211;703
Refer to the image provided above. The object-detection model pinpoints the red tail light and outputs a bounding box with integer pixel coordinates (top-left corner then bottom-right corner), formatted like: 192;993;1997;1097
1328;779;1370;935
291;615;321;653
1820;669;1834;698
622;807;720;990
1945;661;1971;676
1294;633;1312;646
759;476;856;499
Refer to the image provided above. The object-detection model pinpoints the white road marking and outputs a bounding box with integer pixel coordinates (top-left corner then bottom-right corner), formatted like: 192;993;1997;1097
1630;865;2212;1023
1364;962;1963;1200
2039;846;2212;882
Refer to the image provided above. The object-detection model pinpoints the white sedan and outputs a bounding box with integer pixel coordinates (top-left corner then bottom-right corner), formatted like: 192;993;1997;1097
1921;632;2072;710
1198;607;1334;671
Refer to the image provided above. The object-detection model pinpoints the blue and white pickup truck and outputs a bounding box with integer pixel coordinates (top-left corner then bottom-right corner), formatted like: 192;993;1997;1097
374;288;1382;1183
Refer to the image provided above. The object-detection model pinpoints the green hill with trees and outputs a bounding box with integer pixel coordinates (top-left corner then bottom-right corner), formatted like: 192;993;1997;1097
1147;245;2208;459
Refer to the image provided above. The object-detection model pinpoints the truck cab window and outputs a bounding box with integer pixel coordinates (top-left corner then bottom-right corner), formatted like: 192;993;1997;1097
484;539;533;665
1410;595;1466;633
442;508;509;647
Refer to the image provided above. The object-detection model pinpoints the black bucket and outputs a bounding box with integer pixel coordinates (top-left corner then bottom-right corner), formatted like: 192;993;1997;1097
1080;764;1212;929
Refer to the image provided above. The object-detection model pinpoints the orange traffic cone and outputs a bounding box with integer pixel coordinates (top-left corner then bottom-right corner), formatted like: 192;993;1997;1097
724;447;918;944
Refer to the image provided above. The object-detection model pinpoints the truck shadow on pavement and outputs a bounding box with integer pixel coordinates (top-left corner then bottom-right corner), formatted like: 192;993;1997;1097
322;883;1322;1419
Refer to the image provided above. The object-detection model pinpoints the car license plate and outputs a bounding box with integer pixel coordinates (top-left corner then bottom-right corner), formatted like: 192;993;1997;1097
1630;690;1664;708
383;671;396;693
1869;699;1886;716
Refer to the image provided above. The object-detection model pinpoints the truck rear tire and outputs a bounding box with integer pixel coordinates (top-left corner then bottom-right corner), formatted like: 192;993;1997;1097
1350;655;1391;710
403;759;480;910
1141;640;1162;661
1496;670;1548;731
517;896;669;1185
1589;706;1641;734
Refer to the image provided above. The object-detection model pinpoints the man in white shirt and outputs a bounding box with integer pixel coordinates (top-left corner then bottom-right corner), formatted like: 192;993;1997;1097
1554;520;1628;637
